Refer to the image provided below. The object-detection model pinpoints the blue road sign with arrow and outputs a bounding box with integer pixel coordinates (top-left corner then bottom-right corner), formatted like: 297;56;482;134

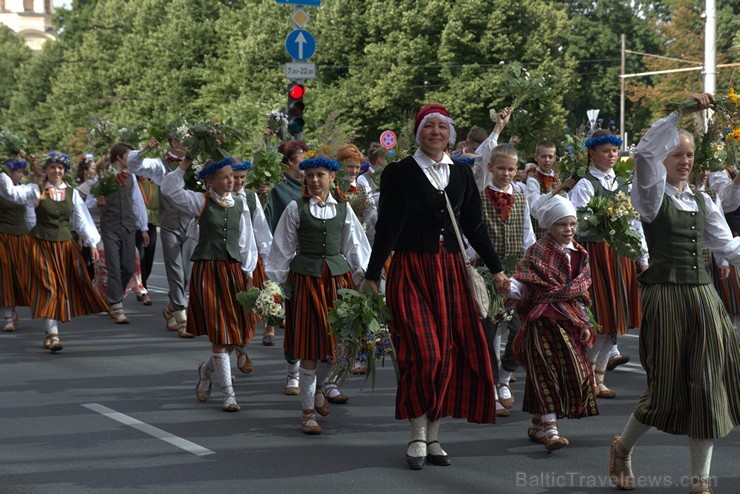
285;29;316;61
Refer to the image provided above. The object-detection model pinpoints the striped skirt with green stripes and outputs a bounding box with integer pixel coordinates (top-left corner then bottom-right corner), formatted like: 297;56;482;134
634;283;740;439
0;232;30;308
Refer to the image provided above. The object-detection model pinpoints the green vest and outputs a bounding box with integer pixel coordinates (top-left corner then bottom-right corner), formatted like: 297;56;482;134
577;171;627;244
480;189;527;262
639;191;711;285
289;200;351;278
138;178;159;226
30;189;74;242
245;190;258;223
191;196;243;262
0;195;28;235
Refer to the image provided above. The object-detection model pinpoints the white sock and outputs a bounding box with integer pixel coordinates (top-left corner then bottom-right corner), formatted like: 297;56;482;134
499;369;513;386
540;413;560;439
299;367;317;411
608;343;620;359
212;353;237;406
426;417;446;456
44;318;58;335
689;437;714;490
407;415;427;457
587;334;609;362
286;361;300;386
619;413;651;450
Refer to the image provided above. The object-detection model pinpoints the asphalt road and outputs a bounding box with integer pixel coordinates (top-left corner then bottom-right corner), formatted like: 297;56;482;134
1;254;738;494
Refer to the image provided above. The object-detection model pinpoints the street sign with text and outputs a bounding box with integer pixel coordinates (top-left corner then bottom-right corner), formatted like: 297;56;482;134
284;62;316;79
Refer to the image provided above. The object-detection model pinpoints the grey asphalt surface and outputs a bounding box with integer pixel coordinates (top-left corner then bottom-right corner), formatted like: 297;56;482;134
1;254;738;494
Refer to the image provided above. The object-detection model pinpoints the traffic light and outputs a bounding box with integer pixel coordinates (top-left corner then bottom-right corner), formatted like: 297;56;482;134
287;81;305;138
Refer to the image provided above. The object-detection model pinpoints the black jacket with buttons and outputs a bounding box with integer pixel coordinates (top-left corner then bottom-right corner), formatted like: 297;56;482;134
365;156;503;280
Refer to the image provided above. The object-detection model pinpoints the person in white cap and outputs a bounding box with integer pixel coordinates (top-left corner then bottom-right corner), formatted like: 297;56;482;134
506;192;599;452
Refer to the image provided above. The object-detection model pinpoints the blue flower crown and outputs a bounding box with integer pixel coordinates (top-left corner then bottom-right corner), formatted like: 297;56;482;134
585;135;623;149
232;161;252;171
4;159;28;171
41;151;74;171
299;157;340;172
197;157;233;179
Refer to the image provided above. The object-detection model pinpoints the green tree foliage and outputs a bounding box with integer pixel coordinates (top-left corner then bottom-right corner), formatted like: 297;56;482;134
1;0;717;162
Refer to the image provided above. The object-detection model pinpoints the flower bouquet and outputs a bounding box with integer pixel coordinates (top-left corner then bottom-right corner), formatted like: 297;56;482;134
182;117;245;163
90;167;127;197
266;110;289;137
236;280;287;327
557;127;590;182
244;137;287;191
497;62;556;115
477;254;519;323
87;118;118;156
183;162;206;192
326;286;394;389
577;191;642;259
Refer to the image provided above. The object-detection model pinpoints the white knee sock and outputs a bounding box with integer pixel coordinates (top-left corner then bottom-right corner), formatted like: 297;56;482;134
426;417;446;456
44;319;58;335
499;369;513;386
212;353;237;406
407;415;427;457
299;367;317;411
540;413;560;439
608;343;620;359
619;413;651;450
689;437;714;490
588;334;609;363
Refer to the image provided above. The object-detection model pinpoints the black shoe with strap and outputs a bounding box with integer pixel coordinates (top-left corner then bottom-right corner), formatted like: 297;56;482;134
406;439;427;470
426;440;451;466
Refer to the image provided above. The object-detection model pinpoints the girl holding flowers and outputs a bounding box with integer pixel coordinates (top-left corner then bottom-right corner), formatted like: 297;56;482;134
266;157;370;435
610;93;740;494
160;156;258;412
0;152;107;352
0;158;33;332
568;130;648;398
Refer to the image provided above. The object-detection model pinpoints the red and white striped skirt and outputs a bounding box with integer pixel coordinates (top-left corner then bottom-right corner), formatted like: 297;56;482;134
0;232;30;308
284;265;353;361
26;238;108;322
386;246;496;424
188;259;253;345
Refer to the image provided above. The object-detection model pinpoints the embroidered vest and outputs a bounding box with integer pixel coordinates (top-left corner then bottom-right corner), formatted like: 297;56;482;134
639;191;711;285
30;189;74;242
191;196;243;262
289;200;351;278
0;195;28;235
137;178;159;226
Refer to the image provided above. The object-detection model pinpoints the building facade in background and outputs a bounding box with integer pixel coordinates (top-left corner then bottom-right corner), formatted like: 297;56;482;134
0;0;55;51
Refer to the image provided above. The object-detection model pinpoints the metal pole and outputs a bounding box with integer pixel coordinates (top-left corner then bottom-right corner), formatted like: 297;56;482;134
620;33;626;148
704;0;716;131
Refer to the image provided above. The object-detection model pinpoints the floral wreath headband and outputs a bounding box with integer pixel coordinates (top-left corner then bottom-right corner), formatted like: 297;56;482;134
299;157;340;172
585;135;623;149
41;152;74;171
232;161;252;171
4;158;28;171
197;156;233;180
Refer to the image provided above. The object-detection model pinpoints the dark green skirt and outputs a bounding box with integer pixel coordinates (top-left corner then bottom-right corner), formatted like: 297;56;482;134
634;283;740;439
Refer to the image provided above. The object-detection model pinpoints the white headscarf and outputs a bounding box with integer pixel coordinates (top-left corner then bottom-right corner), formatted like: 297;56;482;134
532;193;577;230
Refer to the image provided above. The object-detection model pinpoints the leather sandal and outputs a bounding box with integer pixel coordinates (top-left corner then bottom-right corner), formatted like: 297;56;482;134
609;434;635;490
595;370;616;398
689;476;712;494
314;389;330;417
324;384;349;404
44;334;63;353
527;417;548;444
195;362;212;402
497;383;515;409
405;439;426;470
302;409;322;434
235;346;253;374
542;421;569;451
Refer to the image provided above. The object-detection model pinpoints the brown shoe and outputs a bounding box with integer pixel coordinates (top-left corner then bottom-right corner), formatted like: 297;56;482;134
44;334;63;353
108;307;130;324
284;374;300;395
527;417;548;444
496;403;510;417
302;409;322;434
324;384;349;404
595;371;617;398
195;362;212;402
2;319;15;332
610;435;635;490
235;346;253;374
497;383;515;409
607;354;630;371
178;329;194;338
314;390;330;417
542;421;569;451
163;307;178;331
689;476;712;494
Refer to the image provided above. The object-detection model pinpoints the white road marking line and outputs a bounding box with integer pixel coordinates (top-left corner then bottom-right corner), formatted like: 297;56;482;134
613;363;646;374
82;403;215;457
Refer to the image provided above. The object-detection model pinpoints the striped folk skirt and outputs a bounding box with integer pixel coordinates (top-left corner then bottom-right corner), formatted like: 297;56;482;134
0;232;30;308
710;256;740;316
516;318;598;419
634;283;740;439
386;247;496;424
187;259;253;346
284;265;353;361
582;241;641;335
26;238;108;322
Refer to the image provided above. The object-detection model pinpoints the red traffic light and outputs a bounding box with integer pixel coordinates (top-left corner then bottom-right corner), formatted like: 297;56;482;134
289;83;305;100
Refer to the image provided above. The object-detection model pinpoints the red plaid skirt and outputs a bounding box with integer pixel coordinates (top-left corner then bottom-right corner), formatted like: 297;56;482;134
386;247;496;424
